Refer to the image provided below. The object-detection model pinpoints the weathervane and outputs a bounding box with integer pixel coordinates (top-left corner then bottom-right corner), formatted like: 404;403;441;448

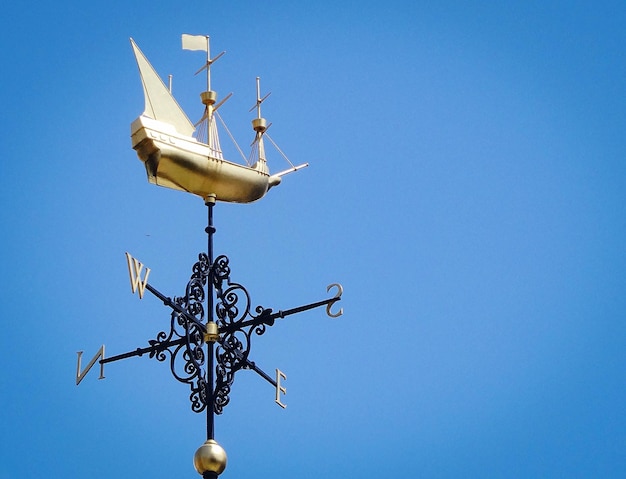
76;34;343;478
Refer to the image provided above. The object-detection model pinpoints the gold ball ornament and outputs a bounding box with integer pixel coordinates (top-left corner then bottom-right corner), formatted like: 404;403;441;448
194;439;227;476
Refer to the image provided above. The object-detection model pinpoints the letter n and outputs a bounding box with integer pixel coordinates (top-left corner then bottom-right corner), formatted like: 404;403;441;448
125;252;151;299
76;345;105;385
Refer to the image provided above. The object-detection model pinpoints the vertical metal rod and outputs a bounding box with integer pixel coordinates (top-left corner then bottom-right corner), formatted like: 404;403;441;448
205;194;217;440
206;36;211;91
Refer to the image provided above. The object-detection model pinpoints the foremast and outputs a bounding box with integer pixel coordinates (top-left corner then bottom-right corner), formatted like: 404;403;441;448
250;77;270;175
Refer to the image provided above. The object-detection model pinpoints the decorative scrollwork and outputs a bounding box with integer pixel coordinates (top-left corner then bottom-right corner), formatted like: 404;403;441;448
121;251;340;415
212;255;231;286
213;255;272;414
143;253;210;412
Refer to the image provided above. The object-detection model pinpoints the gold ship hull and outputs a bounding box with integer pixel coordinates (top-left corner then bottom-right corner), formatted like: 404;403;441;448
131;115;280;203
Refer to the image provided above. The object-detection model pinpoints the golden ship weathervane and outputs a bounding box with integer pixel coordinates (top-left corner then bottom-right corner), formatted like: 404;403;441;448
130;34;307;203
76;34;343;479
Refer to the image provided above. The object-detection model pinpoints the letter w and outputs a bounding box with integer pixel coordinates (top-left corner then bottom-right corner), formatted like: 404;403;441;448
125;252;151;299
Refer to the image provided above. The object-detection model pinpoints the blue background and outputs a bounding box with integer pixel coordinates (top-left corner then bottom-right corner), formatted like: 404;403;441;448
1;1;625;477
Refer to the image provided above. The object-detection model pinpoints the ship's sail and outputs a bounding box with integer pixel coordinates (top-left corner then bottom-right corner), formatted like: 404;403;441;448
130;38;195;137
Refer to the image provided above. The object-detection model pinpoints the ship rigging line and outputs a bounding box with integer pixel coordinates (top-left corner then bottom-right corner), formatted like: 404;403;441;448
214;110;249;165
265;133;297;169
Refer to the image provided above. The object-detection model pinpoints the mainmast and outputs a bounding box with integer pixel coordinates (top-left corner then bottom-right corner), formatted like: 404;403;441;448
198;36;225;156
183;34;226;157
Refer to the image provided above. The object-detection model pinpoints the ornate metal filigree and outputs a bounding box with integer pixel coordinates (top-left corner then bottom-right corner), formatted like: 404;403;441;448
87;250;342;417
144;253;210;412
212;255;274;414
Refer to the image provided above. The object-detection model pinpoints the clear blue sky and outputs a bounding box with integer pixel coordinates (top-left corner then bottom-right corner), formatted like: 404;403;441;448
1;1;625;478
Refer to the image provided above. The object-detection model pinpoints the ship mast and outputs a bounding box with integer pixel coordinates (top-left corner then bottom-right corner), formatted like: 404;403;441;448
251;77;270;173
193;36;226;157
200;37;216;152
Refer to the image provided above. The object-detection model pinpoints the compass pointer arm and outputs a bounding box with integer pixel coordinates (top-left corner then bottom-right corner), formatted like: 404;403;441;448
270;283;344;320
243;359;276;386
243;359;287;409
144;283;207;332
125;252;206;333
75;337;187;385
100;337;187;365
217;283;343;335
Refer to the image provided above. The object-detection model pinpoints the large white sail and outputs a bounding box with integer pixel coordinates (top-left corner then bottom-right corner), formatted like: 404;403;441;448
130;38;195;137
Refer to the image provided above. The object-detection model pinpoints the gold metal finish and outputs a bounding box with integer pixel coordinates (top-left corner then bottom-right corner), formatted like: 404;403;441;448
204;321;220;343
200;90;217;106
194;439;227;476
131;39;195;137
252;117;267;132
125;252;150;299
130;38;289;203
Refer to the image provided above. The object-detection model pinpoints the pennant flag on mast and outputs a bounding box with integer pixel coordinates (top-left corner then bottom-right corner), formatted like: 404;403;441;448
182;34;208;52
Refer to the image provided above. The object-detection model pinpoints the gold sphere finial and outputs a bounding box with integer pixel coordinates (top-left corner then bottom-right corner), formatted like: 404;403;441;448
194;439;227;476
